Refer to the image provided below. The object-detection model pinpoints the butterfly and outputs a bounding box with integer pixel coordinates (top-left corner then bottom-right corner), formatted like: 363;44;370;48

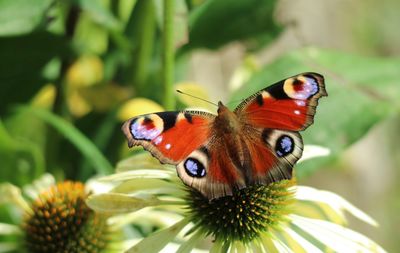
122;73;327;200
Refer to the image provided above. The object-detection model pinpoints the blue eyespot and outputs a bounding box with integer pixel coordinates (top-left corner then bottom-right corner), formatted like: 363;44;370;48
184;158;206;178
276;135;294;157
130;118;161;141
306;77;319;96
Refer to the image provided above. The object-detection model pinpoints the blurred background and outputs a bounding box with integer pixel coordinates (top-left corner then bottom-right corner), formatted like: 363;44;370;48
0;0;399;251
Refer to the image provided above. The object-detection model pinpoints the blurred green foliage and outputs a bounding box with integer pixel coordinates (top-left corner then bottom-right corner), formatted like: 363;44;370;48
185;0;280;50
0;0;399;250
0;0;282;186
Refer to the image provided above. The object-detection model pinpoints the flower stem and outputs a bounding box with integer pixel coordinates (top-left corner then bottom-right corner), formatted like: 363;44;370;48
131;0;155;95
162;0;175;110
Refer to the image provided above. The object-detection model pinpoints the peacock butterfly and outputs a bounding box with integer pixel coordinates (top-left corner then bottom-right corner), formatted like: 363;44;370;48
122;73;327;200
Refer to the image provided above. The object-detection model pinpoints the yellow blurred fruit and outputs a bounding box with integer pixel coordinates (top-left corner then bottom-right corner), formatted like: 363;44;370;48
68;90;92;117
31;84;56;109
117;98;164;122
80;84;131;113
67;55;104;88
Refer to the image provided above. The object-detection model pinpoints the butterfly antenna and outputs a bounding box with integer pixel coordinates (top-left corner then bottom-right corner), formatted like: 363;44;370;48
176;90;218;107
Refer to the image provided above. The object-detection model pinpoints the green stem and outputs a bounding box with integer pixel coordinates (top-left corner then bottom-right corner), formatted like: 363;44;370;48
131;0;155;94
53;4;79;117
47;5;79;174
22;106;114;176
162;0;175;110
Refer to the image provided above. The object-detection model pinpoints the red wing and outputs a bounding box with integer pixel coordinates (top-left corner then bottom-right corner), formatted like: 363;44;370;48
174;127;304;200
176;144;246;200
235;73;327;131
245;129;303;185
122;111;214;165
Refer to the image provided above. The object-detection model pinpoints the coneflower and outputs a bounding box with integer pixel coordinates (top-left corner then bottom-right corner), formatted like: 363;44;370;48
88;146;386;252
0;175;123;253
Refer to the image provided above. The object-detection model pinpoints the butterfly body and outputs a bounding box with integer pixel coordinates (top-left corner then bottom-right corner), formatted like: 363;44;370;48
122;73;327;199
214;102;241;134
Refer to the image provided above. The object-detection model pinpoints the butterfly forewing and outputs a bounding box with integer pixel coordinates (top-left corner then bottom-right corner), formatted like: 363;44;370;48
235;72;327;131
121;111;215;164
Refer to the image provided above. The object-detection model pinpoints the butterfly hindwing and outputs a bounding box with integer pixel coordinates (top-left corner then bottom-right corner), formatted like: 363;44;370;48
235;72;327;131
176;127;304;200
176;144;246;199
249;128;303;184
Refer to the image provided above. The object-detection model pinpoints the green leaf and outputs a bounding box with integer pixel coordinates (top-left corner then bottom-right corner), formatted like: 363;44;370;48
0;120;45;186
0;0;53;36
0;32;68;115
185;0;281;50
75;0;121;30
230;48;400;177
18;106;113;175
72;0;124;54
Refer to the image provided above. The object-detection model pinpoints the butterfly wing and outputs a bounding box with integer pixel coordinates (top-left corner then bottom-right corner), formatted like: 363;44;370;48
122;73;326;200
122;110;246;199
122;111;215;165
176;128;304;200
232;73;326;185
243;128;303;185
175;140;247;199
235;72;327;131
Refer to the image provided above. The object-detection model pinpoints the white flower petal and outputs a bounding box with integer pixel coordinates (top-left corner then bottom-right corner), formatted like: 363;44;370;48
259;234;279;253
86;193;182;213
0;183;19;204
161;243;209;253
249;240;268;253
294;186;378;226
210;239;225;253
111;178;185;198
23;173;55;200
116;153;173;172
125;218;189;253
283;227;323;253
108;209;184;229
0;183;31;213
99;169;176;182
290;214;386;253
298;145;330;163
272;237;295;253
85;177;115;194
176;230;203;253
228;241;247;253
0;223;21;235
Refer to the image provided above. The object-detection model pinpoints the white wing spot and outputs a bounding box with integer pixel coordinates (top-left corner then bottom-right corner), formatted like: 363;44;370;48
154;136;163;145
294;110;301;115
165;143;171;150
295;100;306;107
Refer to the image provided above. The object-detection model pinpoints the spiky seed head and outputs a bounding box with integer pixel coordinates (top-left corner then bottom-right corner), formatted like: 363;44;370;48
185;180;295;243
23;181;114;253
